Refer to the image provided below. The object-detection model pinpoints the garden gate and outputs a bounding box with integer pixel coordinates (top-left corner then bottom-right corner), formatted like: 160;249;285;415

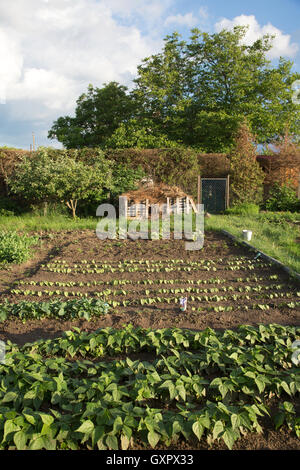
200;176;230;213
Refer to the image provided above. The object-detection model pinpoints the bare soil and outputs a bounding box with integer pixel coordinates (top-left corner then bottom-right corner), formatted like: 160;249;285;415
0;230;299;345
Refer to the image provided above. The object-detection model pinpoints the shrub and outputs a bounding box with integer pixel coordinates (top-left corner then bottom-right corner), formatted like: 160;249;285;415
264;183;300;212
225;203;260;216
0;231;38;264
230;122;265;205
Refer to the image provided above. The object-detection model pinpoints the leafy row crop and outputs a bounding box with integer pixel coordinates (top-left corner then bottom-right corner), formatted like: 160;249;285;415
9;288;299;305
47;255;257;267
0;298;110;323
13;274;284;288
14;280;294;294
42;256;272;274
0;324;299;450
0;231;38;265
41;262;272;274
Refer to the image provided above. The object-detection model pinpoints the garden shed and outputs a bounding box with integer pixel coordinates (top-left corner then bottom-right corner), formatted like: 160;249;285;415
120;182;198;218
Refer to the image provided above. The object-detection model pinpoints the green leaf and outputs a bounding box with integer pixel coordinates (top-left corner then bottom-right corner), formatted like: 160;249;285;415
106;434;119;450
230;414;240;430
274;412;285;430
29;436;45;450
3;420;20;440
23;413;36;425
222;428;238;450
75;420;95;434
13;430;27;450
213;420;224;440
192;421;204;441
281;381;291;396
2;391;18;403
255;377;265;394
148;430;160;448
40;413;54;427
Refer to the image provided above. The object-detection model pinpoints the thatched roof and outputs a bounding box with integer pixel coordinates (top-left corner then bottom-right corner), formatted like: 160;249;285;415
121;183;192;204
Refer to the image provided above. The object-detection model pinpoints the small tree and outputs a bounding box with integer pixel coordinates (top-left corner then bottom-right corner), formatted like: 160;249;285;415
52;155;112;218
8;149;58;214
8;148;113;218
264;130;300;188
230;122;265;206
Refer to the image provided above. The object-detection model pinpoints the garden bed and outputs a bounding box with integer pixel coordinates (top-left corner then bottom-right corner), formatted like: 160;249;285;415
0;230;299;345
0;230;299;451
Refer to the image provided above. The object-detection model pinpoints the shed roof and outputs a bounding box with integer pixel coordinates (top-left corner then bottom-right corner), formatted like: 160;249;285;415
121;183;192;204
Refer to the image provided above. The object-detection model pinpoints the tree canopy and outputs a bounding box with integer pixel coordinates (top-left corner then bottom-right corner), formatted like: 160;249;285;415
48;26;300;152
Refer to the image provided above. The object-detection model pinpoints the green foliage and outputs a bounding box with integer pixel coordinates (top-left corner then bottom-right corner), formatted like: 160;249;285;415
106;147;199;196
0;298;110;323
230;122;265;205
110;163;145;201
264;183;300;212
0;197;21;215
0;231;38;265
48;82;137;149
48;28;300;152
104;118;181;149
225;203;260;216
0;324;299;450
8;148;113;218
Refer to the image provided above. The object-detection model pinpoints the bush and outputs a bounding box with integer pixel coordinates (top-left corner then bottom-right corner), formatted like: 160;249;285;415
0;231;38;264
264;183;300;212
0;197;22;215
225;203;260;216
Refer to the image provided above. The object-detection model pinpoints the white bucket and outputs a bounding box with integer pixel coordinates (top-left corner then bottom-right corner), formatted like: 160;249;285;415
242;230;252;241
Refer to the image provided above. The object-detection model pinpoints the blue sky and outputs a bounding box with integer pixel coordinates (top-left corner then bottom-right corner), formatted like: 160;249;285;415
0;0;299;149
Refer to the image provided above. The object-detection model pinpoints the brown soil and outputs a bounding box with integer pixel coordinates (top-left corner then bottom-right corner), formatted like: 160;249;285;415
0;229;299;451
0;230;299;346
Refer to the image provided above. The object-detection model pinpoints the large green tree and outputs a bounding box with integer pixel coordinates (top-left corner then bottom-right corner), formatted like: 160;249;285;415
48;26;300;152
133;26;299;152
48;82;137;149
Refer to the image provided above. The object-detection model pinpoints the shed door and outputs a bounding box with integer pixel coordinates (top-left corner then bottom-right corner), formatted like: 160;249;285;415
201;179;227;213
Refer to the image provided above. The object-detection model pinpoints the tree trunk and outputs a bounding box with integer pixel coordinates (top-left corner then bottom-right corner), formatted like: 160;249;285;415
43;201;48;216
66;199;78;218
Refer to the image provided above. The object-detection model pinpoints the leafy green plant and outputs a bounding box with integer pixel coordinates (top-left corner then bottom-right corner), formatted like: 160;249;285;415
225;203;260;216
0;298;110;323
0;231;38;264
0;324;299;450
264;183;300;212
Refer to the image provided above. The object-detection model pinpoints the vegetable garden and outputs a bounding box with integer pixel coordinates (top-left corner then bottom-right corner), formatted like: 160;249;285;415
0;230;299;450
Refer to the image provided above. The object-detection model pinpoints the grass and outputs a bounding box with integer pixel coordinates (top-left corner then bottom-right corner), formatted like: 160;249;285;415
205;211;300;274
0;214;97;232
0;211;299;273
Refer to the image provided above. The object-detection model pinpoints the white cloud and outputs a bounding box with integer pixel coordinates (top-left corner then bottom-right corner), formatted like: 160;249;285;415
0;0;165;128
215;14;299;59
164;12;198;28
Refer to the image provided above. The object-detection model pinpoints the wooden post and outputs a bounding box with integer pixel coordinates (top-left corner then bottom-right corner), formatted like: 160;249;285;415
226;175;230;209
176;197;180;214
197;175;201;206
